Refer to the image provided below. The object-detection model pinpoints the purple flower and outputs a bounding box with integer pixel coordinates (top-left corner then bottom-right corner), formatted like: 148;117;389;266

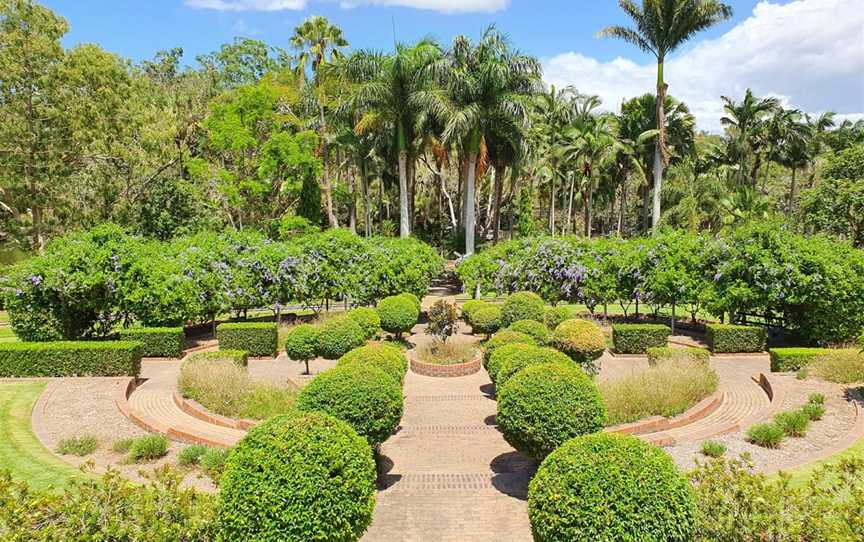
15;289;23;297
714;272;723;282
29;275;42;286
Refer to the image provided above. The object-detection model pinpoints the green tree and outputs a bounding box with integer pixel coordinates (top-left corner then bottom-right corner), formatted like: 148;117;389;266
197;37;289;89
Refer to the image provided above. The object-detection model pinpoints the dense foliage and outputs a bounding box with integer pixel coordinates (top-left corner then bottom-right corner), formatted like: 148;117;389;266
217;322;278;357
117;327;185;358
315;316;365;360
768;347;828;372
376;295;419;339
345;307;381;340
611;323;670;354
470;306;503;338
507;319;551;345
494;345;572;386
552;319;606;372
0;340;142;377
706;324;766;353
500;291;545;326
336;343;408;384
482;329;535;367
647;346;710;365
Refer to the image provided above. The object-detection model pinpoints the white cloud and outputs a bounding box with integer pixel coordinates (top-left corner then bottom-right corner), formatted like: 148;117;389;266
186;0;507;12
186;0;306;11
543;0;864;132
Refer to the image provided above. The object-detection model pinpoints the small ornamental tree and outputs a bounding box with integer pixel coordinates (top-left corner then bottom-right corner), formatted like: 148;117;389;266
471;306;503;339
284;324;320;374
376;295;419;339
426;300;459;343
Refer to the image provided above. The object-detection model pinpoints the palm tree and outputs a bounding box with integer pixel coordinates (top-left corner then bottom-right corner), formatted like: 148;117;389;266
720;89;779;185
291;16;349;229
532;85;577;234
600;0;732;231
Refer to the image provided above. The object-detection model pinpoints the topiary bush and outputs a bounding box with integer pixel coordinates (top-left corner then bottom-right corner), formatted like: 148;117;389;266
552;319;606;373
706;324;766;353
768;347;827;372
217;412;376;542
346;307;381;340
543;306;571;331
284;324;321;374
316;317;365;360
460;299;490;323
483;329;536;368
399;292;421;313
497;362;606;459
217;323;278;358
486;342;537;385
495;345;572;387
337;343;407;384
118;327;185;358
612;323;670;354
501;291;545;327
376;295;419;339
507;319;551;345
528;433;696;542
297;364;403;446
0;341;143;377
647;346;710;366
470;306;503;339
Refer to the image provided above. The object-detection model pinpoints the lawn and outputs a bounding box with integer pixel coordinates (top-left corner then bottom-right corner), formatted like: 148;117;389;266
0;381;82;490
0;326;18;343
781;435;864;488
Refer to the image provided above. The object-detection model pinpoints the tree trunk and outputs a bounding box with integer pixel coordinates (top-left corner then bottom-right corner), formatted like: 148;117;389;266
348;167;357;234
492;163;505;243
617;182;626;236
566;174;575;235
652;61;667;233
465;152;477;256
786;167;797;216
584;182;593;238
319;104;338;228
549;168;557;234
398;151;410;238
407;154;416;233
361;162;371;236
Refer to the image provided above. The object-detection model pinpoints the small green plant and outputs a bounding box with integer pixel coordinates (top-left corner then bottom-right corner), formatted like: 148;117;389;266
808;393;826;406
700;440;726;458
284;324;320;374
774;410;811;438
177;445;209;467
127;435;169;463
200;448;228;480
801;402;826;421
56;435;98;456
112;438;135;454
746;422;784;448
795;367;808;380
426;300;459;342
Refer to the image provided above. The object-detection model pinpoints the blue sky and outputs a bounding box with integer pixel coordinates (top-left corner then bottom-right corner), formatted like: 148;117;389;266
41;0;864;131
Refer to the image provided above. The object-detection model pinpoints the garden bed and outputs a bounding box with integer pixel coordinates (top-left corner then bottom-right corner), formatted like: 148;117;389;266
409;351;482;377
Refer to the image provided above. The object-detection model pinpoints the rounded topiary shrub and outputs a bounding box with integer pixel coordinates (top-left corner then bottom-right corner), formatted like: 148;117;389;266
483;329;536;368
543;306;571;330
501;291;546;327
217;412;376;542
553;319;606;371
284;323;321;374
495;345;573;387
316;316;365;360
460;299;490;323
297;364;403;446
376;295;419;339
497;362;606;459
508;319;551;345
399;292;421;313
337;343;408;384
528;433;695;542
471;306;503;338
346;307;381;340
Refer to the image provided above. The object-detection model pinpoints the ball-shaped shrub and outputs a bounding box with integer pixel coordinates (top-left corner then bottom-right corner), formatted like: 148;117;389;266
316;316;365;360
496;345;573;387
497;362;606;459
483;329;536;368
284;324;320;361
337;343;408;384
297;364;403;446
528;433;695;542
376;295;419;339
508;319;551;345
460;299;490;323
501;291;546;326
471;306;503;338
543;306;572;330
487;342;536;385
346;307;381;340
217;412;376;542
553;319;606;368
399;292;421;312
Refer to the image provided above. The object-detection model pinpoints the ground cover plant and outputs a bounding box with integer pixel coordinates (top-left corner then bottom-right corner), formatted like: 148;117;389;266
809;349;864;383
56;435;99;457
416;340;476;366
126;435;169;463
647;346;710;365
746;422;785;448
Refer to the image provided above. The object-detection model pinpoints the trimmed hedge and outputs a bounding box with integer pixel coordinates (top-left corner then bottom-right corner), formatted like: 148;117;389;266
543;306;571;331
528;433;696;542
768;347;828;372
217;412;376;542
706;324;766;353
612;324;669;354
497;362;606;459
507;320;551;345
297;364;403;445
460;299;490;323
185;349;249;367
647;346;710;366
316;317;365;360
470;306;503;338
118;327;184;358
217;322;278;357
337;343;408;384
376;295;419;339
482;330;536;368
0;341;143;377
487;342;536;385
501;291;545;327
346;307;381;340
399;293;421;313
284;324;320;362
552;319;606;370
495;345;573;387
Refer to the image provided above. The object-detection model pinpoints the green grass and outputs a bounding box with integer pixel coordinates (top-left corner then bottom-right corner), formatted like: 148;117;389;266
0;326;18;343
781;437;864;488
0;381;83;490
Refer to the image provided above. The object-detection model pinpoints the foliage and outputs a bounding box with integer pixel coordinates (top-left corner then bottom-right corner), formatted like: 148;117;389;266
297;364;403;445
768;347;827;372
346;307;381;340
774;409;811;437
56;435;98;457
646;346;710;365
186;349;249;367
316;316;365;360
460;299;490;323
810;349;864;384
426;300;459;343
495;345;572;387
799;144;864;247
178;445;209;467
217;322;278;357
376;294;419;339
284;323;319;374
336;343;407;385
0;340;142;377
801;402;825;421
700;440;726;458
470;306;503;338
612;323;670;354
127;435;169;462
706;324;766;353
497;362;606;459
416;339;476;365
217;412;376;542
543;306;571;330
507;319;551;345
501;291;546;327
118;327;184;358
482;329;535;368
528;433;696;542
552;319;606;372
746;422;784;448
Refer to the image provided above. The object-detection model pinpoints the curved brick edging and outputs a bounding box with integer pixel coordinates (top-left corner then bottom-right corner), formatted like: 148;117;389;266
606;391;723;437
172;390;257;431
409;352;482;377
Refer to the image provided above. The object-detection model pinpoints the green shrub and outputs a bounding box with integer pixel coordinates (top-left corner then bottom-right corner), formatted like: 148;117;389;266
217;412;376;542
112;438;135;454
612;323;670;354
0;341;142;377
470;306;503;338
528;433;695;542
56;435;98;456
706;324;766;353
200;448;228;480
217;322;278;357
700;440;726;458
460;299;490;323
552;319;606;373
507;319;551;345
495;345;572;387
543;306;571;330
768;347;827;372
426;300;459;342
501;291;545;326
647;346;710;365
399;292;421;313
239;385;298;420
801;402;826;421
297;364;403;446
178;445;209;466
185;349;249;367
376;295;419;339
809;392;826;405
810;349;864;383
483;329;535;369
774;409;811;437
316;316;365;360
346;307;381;340
337;343;407;384
497;362;606;459
284;324;320;373
118;327;184;358
127;435;169;462
487;342;534;384
746;422;784;448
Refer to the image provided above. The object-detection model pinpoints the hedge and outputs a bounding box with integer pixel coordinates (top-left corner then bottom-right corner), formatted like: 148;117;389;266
345;307;381;341
543;306;571;331
118;327;184;358
460;299;490;323
217;322;278;357
507;320;551;345
495;345;573;387
471;306;503;338
768;348;828;372
612;324;669;354
647;346;710;366
501;291;545;327
482;330;536;368
706;324;766;353
376;295;419;339
316;317;365;360
185;349;249;367
0;341;143;377
337;343;408;384
552;319;606;371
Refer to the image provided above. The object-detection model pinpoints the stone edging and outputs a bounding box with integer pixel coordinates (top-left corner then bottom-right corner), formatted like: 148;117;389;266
606;391;723;438
172;390;257;431
409;351;481;377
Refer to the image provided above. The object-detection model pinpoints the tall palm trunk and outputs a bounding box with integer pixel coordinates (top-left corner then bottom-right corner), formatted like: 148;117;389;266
549;166;557;234
617;182;626;236
584;180;593;237
492;162;505;242
348;167;357;233
652;60;667;232
319;104;338;228
786;167;797;216
361;161;371;236
465;151;477;255
398;151;410;237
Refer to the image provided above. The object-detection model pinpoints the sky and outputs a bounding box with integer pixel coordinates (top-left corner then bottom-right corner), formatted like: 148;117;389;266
41;0;864;132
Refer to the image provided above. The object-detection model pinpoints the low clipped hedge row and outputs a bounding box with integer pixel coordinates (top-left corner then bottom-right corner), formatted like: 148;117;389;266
612;324;669;354
0;341;143;377
706;324;766;353
768;348;828;372
118;327;184;358
217;322;278;357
